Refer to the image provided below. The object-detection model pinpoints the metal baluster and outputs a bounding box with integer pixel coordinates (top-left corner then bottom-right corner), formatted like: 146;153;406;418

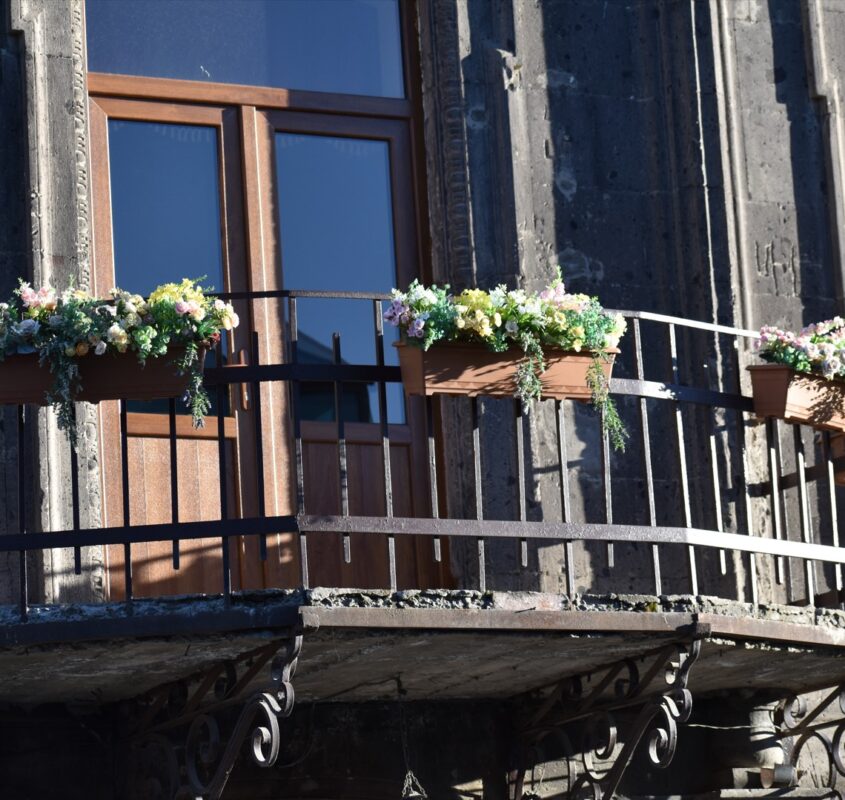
709;415;727;575
471;397;486;591
289;297;309;588
793;425;816;603
251;332;267;562
70;404;81;575
668;323;698;594
823;431;843;594
120;399;133;608
633;319;661;595
515;399;528;569
773;418;796;602
17;405;27;622
374;301;396;591
555;400;575;596
766;418;785;584
168;398;180;570
735;408;758;605
426;396;441;562
216;345;231;604
332;333;351;565
601;410;613;569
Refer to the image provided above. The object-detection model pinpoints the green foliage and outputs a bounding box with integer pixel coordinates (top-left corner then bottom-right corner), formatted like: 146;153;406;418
0;279;240;446
385;274;629;449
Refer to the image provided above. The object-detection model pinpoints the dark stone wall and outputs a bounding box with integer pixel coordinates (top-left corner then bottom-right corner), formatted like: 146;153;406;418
418;0;845;604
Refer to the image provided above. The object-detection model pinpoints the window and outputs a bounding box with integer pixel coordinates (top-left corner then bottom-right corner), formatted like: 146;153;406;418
86;0;404;97
86;0;434;595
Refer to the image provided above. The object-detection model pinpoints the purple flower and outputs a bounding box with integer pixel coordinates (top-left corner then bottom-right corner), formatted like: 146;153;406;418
383;300;409;327
408;318;425;338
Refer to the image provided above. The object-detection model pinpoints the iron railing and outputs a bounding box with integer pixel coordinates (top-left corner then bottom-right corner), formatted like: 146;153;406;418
2;289;844;621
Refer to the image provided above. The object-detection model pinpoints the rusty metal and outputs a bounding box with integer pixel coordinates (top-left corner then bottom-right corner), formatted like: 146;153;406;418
516;639;701;800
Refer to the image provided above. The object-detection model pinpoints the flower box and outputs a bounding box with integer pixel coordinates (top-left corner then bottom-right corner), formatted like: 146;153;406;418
748;364;845;431
0;347;202;405
395;342;617;400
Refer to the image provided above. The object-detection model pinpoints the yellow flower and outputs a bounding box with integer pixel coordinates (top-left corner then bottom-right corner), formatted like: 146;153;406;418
572;326;585;340
148;278;206;306
493;312;502;327
572;340;583;352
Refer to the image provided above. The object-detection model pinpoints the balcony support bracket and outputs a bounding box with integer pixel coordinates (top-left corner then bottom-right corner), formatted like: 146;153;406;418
515;638;701;800
128;635;302;800
774;683;845;790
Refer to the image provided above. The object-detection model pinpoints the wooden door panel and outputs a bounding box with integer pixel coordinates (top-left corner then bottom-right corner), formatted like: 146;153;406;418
105;417;239;600
299;420;448;590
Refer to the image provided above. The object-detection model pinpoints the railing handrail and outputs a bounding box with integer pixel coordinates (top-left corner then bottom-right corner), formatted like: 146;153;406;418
0;295;835;622
608;308;760;339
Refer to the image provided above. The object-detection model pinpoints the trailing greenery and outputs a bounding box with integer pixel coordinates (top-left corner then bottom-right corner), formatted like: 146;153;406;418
385;271;629;450
0;278;239;446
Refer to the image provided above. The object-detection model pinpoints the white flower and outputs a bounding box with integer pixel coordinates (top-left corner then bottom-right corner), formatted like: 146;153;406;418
107;323;129;351
95;340;107;356
489;286;507;306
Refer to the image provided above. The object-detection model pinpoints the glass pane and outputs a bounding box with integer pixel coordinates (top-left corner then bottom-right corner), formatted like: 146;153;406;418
86;0;404;99
108;119;227;414
275;132;403;423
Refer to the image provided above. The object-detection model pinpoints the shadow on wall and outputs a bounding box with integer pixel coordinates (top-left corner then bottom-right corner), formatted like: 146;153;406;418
767;0;836;326
533;0;746;598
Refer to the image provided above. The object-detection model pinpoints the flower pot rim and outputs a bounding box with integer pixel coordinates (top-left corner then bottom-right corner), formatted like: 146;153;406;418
747;363;845;383
393;340;620;355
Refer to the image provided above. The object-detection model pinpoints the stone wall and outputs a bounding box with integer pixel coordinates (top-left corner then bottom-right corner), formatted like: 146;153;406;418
1;0;103;605
418;0;845;604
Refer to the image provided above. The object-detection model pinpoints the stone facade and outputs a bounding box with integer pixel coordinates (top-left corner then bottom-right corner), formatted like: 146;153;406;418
419;0;845;603
2;0;845;797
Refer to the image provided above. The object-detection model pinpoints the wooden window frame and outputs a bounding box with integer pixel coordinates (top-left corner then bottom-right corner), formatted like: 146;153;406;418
85;1;446;593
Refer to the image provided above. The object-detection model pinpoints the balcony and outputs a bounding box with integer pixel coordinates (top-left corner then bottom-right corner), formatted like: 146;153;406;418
3;291;845;795
3;291;843;604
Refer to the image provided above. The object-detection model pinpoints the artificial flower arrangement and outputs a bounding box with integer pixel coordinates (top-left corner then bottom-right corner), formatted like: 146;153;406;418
0;278;239;444
384;271;629;449
757;317;845;378
749;316;845;432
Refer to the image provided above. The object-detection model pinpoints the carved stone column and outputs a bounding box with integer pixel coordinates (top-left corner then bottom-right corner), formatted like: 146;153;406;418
4;0;103;604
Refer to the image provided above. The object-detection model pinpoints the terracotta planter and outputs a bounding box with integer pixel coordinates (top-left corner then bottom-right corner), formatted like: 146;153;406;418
395;342;617;400
748;364;845;431
0;347;204;405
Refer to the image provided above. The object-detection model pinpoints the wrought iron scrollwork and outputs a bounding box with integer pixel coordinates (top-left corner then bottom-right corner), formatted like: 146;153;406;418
128;635;302;800
516;639;701;800
183;635;302;798
776;683;845;792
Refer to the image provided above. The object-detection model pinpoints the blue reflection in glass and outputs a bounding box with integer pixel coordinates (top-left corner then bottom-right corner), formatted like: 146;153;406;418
108;120;226;414
274;132;403;423
109;120;224;294
86;0;404;99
